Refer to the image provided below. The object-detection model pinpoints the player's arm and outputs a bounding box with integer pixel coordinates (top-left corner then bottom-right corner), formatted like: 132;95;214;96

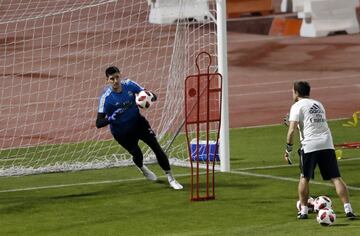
284;121;298;164
96;112;109;128
286;121;298;145
96;108;125;128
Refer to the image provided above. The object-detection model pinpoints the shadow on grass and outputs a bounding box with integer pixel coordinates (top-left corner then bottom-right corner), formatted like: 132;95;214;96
50;192;102;199
330;223;351;227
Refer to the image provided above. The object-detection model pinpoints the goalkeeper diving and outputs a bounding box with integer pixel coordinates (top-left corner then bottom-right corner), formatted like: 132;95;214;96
96;66;183;190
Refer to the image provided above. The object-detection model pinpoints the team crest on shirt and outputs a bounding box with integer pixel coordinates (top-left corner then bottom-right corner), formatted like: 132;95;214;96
128;91;133;96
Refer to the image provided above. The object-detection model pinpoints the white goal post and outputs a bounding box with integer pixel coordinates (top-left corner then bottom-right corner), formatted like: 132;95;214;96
0;0;229;176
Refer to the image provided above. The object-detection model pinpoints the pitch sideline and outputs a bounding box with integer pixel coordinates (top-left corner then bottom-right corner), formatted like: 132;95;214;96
230;170;360;191
235;157;360;171
0;158;359;193
0;173;191;194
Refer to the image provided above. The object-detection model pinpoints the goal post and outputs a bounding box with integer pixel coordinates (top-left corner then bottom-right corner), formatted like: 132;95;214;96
0;0;230;176
216;0;230;172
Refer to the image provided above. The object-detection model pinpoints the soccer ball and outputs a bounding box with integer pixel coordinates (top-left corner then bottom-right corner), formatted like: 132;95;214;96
296;196;315;212
317;208;336;226
308;196;315;212
135;90;154;109
313;196;332;212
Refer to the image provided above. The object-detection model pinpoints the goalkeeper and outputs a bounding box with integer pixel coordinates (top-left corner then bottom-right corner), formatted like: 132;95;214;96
284;81;356;220
96;66;183;190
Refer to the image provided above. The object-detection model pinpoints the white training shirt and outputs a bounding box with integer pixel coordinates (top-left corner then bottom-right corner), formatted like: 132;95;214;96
288;98;334;153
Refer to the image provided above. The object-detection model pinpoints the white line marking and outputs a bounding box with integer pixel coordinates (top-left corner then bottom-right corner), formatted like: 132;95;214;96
0;157;26;162
230;170;360;191
0;177;146;193
0;173;191;194
237;164;293;171
235;157;360;171
0;158;359;193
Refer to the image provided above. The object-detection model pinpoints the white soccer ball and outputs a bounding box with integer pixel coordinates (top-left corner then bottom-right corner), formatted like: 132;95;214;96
135;90;154;109
317;208;336;226
308;196;315;205
313;196;332;212
296;197;315;212
308;196;315;212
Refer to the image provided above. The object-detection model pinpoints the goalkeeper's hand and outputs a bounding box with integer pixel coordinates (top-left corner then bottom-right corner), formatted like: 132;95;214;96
284;143;293;165
107;108;124;122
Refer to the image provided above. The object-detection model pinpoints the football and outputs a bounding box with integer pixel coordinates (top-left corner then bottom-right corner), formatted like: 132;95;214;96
296;196;315;212
313;196;332;212
317;208;336;226
308;196;315;212
135;90;154;109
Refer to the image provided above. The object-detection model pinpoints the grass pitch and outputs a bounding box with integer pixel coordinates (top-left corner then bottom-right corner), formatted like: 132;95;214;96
0;120;359;235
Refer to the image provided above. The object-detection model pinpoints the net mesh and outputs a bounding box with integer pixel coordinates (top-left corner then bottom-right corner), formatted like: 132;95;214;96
0;0;218;176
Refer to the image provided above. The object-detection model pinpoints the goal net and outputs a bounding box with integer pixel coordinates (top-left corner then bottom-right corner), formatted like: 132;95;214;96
0;0;219;176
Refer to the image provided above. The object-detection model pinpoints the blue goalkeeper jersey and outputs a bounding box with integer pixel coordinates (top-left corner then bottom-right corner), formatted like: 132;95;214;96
98;79;143;135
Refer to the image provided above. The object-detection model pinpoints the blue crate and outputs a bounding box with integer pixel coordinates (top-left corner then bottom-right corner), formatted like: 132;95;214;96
190;139;219;161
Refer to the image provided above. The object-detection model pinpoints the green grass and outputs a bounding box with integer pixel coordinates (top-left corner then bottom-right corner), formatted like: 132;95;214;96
0;120;359;235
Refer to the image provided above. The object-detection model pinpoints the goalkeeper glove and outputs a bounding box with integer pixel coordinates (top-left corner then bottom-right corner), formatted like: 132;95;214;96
284;143;293;165
107;108;124;122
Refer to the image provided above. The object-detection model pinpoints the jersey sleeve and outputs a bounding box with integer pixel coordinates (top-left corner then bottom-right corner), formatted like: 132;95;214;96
288;103;300;122
98;96;106;113
98;87;111;113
